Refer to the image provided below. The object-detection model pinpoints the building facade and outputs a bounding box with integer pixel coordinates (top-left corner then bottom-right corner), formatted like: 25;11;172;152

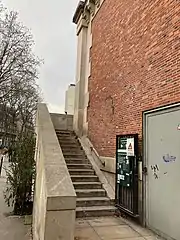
65;84;75;115
73;0;180;238
74;0;180;157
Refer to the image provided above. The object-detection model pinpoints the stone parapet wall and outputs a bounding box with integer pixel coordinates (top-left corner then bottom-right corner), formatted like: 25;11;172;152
33;104;76;240
50;113;73;131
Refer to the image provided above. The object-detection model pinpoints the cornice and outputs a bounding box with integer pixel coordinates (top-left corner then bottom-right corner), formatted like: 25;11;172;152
73;0;102;25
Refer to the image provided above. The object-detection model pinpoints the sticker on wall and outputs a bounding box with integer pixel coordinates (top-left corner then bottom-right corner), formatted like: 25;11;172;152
163;154;176;163
120;175;125;180
126;138;134;156
177;124;180;130
117;174;120;183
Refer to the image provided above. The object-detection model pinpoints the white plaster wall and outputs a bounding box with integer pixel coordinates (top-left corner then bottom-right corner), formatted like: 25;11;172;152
65;85;75;115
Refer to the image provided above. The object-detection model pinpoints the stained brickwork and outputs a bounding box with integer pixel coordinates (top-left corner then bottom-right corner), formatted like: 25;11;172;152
88;0;180;157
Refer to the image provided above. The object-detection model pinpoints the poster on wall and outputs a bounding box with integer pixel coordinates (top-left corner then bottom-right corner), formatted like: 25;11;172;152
126;138;134;156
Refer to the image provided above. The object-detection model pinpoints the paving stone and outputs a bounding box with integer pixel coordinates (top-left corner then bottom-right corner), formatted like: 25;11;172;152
145;236;163;240
122;218;155;237
119;238;145;240
75;227;100;240
94;225;140;239
75;217;162;240
76;219;90;228
88;216;125;227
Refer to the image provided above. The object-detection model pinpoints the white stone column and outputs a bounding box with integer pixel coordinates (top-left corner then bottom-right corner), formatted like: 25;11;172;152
73;16;88;136
73;0;103;137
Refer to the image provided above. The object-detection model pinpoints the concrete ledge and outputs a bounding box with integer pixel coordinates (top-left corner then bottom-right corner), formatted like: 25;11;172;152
79;136;115;200
50;113;73;131
100;156;116;174
33;104;76;240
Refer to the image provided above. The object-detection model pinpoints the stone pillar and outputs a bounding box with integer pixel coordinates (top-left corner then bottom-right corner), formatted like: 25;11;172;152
73;1;102;137
74;16;88;136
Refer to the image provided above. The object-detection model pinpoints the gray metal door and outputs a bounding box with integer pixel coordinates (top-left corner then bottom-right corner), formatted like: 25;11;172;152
144;105;180;240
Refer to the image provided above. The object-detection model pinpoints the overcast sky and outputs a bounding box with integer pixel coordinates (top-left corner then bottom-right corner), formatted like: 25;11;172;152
2;0;79;113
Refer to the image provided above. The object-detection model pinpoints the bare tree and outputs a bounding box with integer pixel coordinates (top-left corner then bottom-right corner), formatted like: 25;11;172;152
0;9;41;100
0;6;42;144
0;4;42;215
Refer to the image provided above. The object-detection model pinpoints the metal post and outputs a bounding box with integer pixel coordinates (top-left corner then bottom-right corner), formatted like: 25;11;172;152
65;111;68;130
0;156;3;177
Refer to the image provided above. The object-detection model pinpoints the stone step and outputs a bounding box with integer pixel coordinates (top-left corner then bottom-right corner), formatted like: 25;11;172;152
56;130;74;133
76;189;106;198
59;142;79;147
58;139;79;144
62;149;84;154
60;143;80;147
56;134;74;138
73;182;102;189
57;134;77;139
57;138;76;142
60;145;81;150
77;197;110;207
55;130;73;134
69;169;95;175
61;145;82;150
67;164;92;169
76;206;116;218
65;159;90;164
64;153;86;158
71;175;99;182
58;137;77;142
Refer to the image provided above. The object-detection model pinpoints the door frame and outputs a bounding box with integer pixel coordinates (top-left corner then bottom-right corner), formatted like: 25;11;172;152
142;102;180;229
115;134;139;217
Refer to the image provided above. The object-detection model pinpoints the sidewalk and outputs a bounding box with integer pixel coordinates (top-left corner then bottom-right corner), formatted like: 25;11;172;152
75;216;162;240
0;158;31;240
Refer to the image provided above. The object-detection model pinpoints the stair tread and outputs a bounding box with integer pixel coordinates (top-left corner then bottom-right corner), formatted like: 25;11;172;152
63;152;85;157
69;169;94;171
66;157;87;159
77;197;109;201
73;182;101;185
76;206;116;211
64;153;84;155
67;163;92;166
66;160;88;162
76;189;105;193
66;161;90;164
72;175;97;177
61;146;80;149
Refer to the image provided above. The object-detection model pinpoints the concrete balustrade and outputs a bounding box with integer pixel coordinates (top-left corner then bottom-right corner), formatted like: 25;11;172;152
33;103;76;240
50;113;73;131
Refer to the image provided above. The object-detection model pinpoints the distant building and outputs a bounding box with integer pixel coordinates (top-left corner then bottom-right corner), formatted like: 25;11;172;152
0;104;17;147
65;84;75;115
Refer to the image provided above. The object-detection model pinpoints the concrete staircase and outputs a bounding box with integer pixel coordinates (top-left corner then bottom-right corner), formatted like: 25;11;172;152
56;130;115;218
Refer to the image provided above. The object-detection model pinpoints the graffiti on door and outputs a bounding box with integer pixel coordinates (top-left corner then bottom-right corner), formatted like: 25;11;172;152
151;164;159;179
163;154;176;163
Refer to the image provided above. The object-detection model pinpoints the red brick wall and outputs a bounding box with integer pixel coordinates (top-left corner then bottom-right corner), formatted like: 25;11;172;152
88;0;180;157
